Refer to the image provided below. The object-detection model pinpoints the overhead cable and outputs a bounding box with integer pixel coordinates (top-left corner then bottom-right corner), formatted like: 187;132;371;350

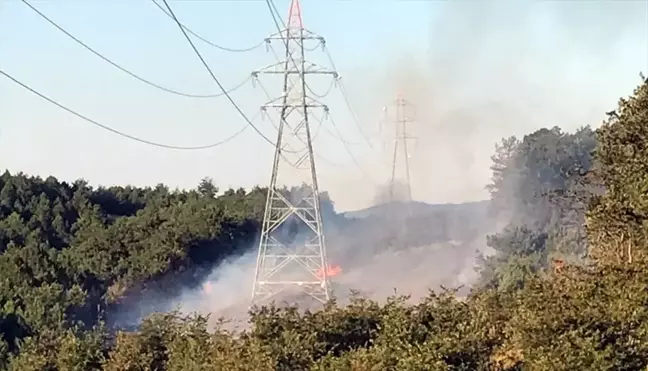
266;0;374;152
151;0;268;53
322;123;360;146
305;79;335;99
265;43;333;100
255;78;318;156
0;68;250;150
263;0;368;175
161;0;279;149
266;0;287;31
328;114;376;184
21;0;251;99
264;0;302;74
322;48;375;149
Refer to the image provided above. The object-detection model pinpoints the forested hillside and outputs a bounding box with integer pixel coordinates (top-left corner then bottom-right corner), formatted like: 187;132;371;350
0;177;263;356
2;79;648;369
0;171;486;368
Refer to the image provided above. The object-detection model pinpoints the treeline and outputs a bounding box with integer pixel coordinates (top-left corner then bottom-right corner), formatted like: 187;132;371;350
0;176;340;368
0;177;265;366
1;79;648;369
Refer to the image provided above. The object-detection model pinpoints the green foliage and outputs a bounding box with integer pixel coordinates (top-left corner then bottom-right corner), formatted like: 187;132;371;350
587;82;648;266
505;264;648;370
479;226;549;292
0;173;270;367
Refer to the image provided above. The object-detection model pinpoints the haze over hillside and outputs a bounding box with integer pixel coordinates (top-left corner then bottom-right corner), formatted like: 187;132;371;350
109;198;493;330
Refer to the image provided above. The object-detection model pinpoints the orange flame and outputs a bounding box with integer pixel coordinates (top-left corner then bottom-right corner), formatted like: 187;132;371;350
315;264;342;279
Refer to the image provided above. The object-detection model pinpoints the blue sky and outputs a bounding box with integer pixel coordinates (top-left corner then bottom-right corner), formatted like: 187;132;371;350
0;0;646;211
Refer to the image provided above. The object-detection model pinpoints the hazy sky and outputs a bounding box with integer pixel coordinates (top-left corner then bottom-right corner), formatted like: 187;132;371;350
1;0;646;211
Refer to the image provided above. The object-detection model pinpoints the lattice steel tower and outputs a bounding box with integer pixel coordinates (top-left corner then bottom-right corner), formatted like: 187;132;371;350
385;94;416;203
250;0;338;306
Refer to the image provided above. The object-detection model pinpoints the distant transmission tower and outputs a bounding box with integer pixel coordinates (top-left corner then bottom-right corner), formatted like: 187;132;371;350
250;0;338;306
385;94;416;203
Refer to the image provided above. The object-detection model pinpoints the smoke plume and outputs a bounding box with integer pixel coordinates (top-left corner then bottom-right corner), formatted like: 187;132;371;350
109;0;646;330
336;0;646;207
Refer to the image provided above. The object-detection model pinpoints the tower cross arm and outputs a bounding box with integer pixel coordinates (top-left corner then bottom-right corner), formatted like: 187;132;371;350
253;68;338;77
252;60;338;77
263;103;328;109
265;31;324;42
256;70;337;76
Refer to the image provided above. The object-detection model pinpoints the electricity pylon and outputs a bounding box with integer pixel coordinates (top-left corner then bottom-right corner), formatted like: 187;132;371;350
250;0;338;306
384;94;416;203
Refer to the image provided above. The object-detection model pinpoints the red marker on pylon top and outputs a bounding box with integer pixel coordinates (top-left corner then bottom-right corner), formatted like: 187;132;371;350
287;0;303;30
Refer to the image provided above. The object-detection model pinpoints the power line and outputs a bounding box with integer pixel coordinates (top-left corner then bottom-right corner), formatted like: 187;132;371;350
387;95;415;202
264;0;303;77
263;0;371;180
305;79;335;99
328;114;377;184
322;48;376;149
266;0;376;152
264;46;353;147
21;0;251;99
150;0;270;53
266;0;288;31
161;0;279;148
266;42;333;100
255;77;341;161
321;120;360;146
263;0;351;156
0;68;250;150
